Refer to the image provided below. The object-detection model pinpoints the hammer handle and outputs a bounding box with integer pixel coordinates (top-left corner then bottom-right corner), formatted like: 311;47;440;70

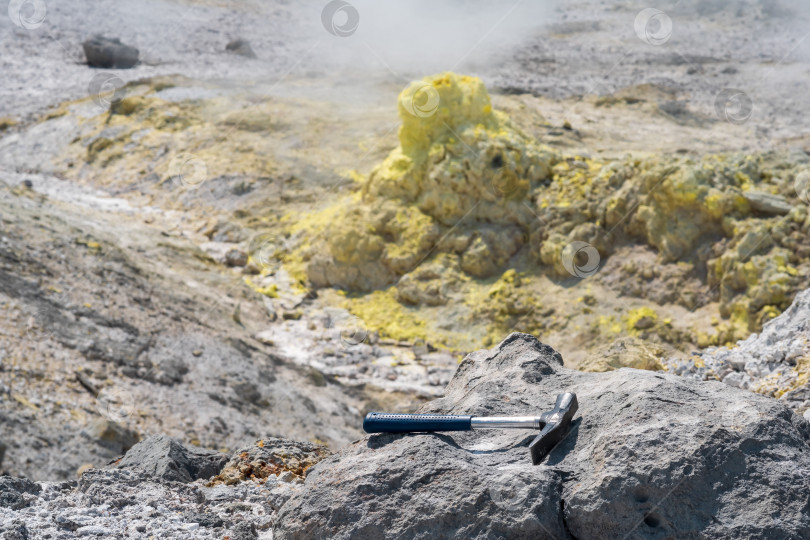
364;412;472;433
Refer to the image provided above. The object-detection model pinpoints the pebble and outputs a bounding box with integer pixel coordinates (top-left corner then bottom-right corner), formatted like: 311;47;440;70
722;372;747;389
76;525;114;536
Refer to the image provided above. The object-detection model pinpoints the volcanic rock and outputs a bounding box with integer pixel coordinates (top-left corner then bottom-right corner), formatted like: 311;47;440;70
0;438;330;538
225;248;248;267
226;39;257;59
693;288;810;413
0;477;40;510
274;333;810;539
82;36;140;69
742;190;792;215
113;434;228;483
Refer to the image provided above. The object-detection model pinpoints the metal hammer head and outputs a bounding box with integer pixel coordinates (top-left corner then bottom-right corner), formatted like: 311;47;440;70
529;392;578;465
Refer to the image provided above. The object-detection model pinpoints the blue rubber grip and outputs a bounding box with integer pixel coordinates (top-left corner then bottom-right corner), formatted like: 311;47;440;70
363;413;472;433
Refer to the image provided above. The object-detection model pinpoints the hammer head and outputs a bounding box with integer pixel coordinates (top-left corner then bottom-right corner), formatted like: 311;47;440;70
529;392;578;465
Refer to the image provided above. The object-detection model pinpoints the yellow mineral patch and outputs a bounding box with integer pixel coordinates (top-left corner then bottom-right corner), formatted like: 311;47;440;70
342;288;430;345
283;72;810;356
51;71;810;376
624;307;659;333
780;352;810;398
579;337;665;372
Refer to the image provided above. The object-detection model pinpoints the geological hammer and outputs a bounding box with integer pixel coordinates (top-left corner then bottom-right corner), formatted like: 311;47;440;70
364;392;578;465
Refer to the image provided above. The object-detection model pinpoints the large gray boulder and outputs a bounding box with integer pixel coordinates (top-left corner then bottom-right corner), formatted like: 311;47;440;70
274;333;810;539
111;434;228;483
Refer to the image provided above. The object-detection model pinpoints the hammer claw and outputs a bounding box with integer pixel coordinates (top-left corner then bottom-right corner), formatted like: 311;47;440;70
529;393;578;464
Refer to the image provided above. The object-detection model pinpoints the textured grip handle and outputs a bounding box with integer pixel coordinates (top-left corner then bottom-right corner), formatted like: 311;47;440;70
363;412;472;433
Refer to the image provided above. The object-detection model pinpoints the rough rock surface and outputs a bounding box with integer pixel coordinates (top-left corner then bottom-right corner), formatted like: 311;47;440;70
275;333;810;539
0;437;327;539
671;288;810;415
112;434;229;483
0;477;41;510
82;36;140;69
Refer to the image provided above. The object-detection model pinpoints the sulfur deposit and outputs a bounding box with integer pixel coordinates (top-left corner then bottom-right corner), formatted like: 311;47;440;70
291;73;810;366
302;73;556;291
33;69;810;394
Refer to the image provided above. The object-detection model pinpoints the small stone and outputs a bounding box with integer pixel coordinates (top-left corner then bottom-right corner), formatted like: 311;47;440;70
226;39;257;59
633;316;656;330
743;191;792;216
192;350;203;357
722;371;746;388
278;471;295;483
82;36;139;69
76;525;114;536
225;249;248;267
205;221;246;243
